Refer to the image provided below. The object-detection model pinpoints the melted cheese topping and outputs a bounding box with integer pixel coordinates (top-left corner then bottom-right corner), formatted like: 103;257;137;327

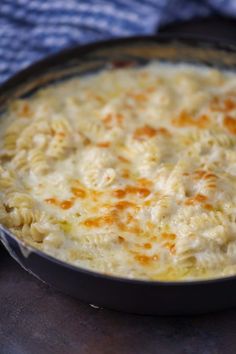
1;62;236;281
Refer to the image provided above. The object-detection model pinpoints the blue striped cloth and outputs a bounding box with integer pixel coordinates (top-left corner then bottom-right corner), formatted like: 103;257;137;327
0;0;236;82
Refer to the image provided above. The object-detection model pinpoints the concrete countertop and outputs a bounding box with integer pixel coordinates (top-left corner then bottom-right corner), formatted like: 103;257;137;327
1;248;236;354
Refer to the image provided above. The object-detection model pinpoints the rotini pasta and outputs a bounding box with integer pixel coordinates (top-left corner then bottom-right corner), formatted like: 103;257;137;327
1;62;236;281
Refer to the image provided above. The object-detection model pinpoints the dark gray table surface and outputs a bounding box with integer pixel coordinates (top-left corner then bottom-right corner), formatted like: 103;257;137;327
1;247;236;354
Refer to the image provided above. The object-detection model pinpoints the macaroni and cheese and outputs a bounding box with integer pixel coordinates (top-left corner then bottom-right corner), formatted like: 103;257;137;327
1;62;236;280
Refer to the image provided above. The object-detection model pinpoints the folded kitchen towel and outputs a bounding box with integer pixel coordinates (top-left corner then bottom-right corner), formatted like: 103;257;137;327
0;0;235;82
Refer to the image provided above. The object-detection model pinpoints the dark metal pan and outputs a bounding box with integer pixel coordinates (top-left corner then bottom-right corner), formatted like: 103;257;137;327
1;35;236;315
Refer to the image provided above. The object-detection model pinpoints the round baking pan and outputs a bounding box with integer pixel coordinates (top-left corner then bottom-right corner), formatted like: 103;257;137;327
1;35;236;315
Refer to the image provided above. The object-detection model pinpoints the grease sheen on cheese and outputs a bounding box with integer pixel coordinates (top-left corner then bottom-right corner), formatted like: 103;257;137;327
1;62;236;280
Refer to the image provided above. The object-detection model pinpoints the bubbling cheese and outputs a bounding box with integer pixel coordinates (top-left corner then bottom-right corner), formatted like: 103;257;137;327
1;62;236;281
